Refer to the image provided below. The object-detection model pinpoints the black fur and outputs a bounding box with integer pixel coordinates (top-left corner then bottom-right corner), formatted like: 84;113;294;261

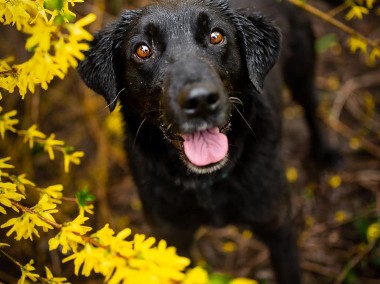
78;1;340;283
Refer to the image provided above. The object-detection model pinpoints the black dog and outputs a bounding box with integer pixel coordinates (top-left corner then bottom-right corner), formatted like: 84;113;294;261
78;0;339;283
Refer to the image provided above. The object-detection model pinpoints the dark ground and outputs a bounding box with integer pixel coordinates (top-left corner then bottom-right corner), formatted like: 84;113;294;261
0;0;380;283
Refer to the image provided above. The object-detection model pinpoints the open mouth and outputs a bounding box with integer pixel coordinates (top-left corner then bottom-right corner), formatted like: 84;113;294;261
160;122;231;174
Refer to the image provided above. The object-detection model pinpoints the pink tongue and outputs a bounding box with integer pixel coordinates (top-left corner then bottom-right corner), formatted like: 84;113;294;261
181;127;228;167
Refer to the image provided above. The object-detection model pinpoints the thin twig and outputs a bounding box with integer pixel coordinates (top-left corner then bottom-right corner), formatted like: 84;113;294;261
0;249;23;268
327;118;380;159
301;260;339;278
11;201;62;230
327;2;350;18
329;71;380;122
334;240;377;284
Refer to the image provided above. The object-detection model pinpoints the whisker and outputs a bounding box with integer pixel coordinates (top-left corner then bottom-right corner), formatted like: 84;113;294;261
144;109;165;114
229;96;244;106
231;104;255;135
132;118;147;153
166;123;173;131
102;88;125;111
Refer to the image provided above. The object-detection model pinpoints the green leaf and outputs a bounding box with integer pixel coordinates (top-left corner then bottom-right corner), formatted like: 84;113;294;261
44;0;64;11
53;14;65;25
354;217;371;243
343;268;358;284
63;13;76;23
75;187;95;207
208;273;232;284
316;33;339;54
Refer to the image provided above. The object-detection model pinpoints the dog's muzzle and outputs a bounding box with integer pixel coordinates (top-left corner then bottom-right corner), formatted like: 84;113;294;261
161;58;231;173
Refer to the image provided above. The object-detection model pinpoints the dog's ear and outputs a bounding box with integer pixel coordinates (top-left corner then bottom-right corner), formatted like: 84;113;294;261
77;10;140;111
234;10;281;93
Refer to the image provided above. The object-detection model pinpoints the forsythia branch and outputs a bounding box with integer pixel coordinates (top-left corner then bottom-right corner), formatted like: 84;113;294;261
287;0;380;65
0;108;84;173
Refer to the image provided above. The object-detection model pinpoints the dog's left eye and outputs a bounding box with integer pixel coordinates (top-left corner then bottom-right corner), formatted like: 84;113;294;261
210;30;225;45
135;44;152;59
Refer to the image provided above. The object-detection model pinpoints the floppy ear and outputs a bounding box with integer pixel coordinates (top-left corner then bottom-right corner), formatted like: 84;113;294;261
77;10;141;111
234;10;281;93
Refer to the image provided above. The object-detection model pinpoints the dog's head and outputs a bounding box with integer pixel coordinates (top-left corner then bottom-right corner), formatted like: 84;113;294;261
78;0;280;174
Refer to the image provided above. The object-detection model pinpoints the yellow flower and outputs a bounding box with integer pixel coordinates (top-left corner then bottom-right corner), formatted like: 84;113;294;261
80;203;94;215
19;259;40;284
105;103;125;139
44;133;64;160
363;92;375;116
335;210;349;223
349;137;361;150
22;124;46;149
346;5;369;20
1;214;39;240
25;23;57;52
347;37;367;55
14;174;35;195
63;150;84;173
286;167;298;183
0;156;14;170
222;241;237;253
368;47;380;66
367;222;380;243
328;175;342;189
0;109;19;139
365;0;375;8
92;225;134;259
242;229;253;239
43;184;64;203
230;278;258;284
0;181;25;214
66;13;95;41
183;267;209;284
152;239;190;281
49;213;91;253
133;234;156;252
44;266;69;284
305;215;315;228
33;194;58;230
0;1;32;31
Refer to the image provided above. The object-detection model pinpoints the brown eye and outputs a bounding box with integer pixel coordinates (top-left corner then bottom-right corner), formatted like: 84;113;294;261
135;44;152;59
210;31;224;45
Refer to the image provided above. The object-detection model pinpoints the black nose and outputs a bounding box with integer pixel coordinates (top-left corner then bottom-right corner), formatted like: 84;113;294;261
179;86;221;117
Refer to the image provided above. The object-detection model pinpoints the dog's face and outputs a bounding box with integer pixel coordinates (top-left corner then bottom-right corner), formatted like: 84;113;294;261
78;0;280;174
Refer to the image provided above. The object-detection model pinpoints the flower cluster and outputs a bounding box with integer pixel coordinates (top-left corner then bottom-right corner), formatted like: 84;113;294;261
1;154;259;283
345;0;376;20
0;157;194;283
0;0;95;98
60;225;191;284
344;0;380;65
0;158;64;241
0;108;84;172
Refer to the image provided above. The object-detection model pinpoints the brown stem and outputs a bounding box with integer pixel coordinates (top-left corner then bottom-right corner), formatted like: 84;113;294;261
327;2;350;18
334;241;376;284
327;118;380;159
0;248;23;268
11;201;62;230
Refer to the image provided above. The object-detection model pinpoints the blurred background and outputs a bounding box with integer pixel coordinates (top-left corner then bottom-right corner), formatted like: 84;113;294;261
1;0;380;283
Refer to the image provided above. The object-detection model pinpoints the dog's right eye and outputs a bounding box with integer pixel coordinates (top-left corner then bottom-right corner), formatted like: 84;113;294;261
135;44;152;59
210;30;225;45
